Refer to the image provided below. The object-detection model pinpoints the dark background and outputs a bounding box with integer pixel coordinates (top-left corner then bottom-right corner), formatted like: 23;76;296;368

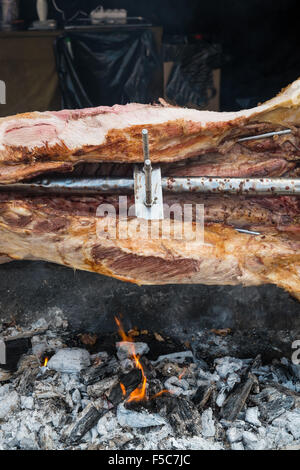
19;0;300;109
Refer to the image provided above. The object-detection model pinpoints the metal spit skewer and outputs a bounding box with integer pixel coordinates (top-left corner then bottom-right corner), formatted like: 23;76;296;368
1;176;299;195
238;129;291;142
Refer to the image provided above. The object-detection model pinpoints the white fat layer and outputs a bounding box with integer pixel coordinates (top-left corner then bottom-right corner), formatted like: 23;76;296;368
1;77;300;152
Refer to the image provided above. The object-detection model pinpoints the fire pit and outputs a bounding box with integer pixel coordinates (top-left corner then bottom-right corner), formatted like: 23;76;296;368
0;310;299;451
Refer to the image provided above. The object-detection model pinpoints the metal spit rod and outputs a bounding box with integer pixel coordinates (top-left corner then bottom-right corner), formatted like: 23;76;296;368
1;176;299;195
238;129;291;142
0;129;297;197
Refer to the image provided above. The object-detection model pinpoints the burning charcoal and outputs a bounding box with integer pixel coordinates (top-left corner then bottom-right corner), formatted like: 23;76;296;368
116;341;149;361
87;376;119;399
160;396;202;436
221;373;258;422
117;403;166;428
91;351;109;363
119;358;135;372
47;348;91;373
81;357;119;385
251;387;295;423
193;382;215;408
108;368;142;406
15;361;40;395
201;408;216;437
245;406;261;426
33;382;65;400
0;391;19;419
63;403;102;445
158;361;197;380
220;355;262;422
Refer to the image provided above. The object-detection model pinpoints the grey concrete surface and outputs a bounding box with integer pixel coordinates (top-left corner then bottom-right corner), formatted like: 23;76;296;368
0;261;299;335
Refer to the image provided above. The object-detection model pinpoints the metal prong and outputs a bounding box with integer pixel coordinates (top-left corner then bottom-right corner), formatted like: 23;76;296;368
144;158;153;206
238;129;291;142
142;129;153;207
235;228;261;236
142;128;150;161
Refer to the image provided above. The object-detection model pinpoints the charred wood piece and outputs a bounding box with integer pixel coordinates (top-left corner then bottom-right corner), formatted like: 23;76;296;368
0;336;31;371
81;357;119;385
108;368;143;406
221;355;262;422
63;403;102;445
193;383;216;409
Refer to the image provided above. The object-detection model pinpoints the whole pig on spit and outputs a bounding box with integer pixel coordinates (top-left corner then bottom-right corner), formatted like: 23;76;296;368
0;78;299;300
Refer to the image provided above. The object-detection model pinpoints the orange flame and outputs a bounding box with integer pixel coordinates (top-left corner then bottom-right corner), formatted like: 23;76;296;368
150;389;170;400
179;367;187;380
115;316;173;403
115;316;131;342
120;382;126;396
43;357;48;367
115;316;147;403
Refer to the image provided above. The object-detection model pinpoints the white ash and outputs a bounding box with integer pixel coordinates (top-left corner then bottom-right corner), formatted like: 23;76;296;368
216;387;227;407
0;384;11;397
226;426;243;443
47;348;91;373
242;430;267;450
164;376;195;397
152;350;194;365
231;441;244;450
245;406;261;426
20;396;34;410
214;356;246;379
201;408;216;437
116;341;149;361
117;403;167;428
0;391;19;419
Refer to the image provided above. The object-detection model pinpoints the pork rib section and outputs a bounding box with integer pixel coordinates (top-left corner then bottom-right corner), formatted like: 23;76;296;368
1;78;300;182
0;194;299;300
0;79;299;300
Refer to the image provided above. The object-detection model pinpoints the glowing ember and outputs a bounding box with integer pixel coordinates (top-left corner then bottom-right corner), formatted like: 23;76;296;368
150;389;170;400
179;367;187;380
115;316;147;403
120;382;126;396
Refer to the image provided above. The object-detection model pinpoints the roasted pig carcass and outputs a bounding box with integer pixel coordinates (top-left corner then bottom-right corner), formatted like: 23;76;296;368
0;79;299;299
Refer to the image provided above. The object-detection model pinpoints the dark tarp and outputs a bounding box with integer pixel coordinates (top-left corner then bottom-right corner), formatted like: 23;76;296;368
55;29;162;109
